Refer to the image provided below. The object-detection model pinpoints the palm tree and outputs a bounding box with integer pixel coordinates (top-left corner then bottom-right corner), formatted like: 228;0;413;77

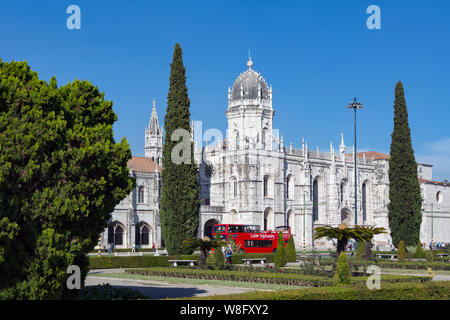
353;226;387;259
314;224;386;259
182;236;226;268
314;224;365;257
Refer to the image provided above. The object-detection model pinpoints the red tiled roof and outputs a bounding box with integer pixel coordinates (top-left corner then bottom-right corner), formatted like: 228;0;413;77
348;151;432;166
419;178;450;187
127;156;162;173
356;151;390;160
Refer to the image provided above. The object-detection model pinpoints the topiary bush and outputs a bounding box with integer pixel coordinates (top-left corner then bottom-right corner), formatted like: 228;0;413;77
213;231;225;268
355;241;365;260
397;241;406;261
414;240;425;258
274;231;287;268
285;235;297;262
334;252;352;285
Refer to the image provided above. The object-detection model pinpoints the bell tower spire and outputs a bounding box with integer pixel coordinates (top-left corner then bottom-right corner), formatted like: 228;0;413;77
145;98;163;166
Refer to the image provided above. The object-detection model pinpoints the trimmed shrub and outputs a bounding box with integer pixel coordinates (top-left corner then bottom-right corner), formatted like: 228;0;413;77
397;241;406;261
186;281;449;300
88;253;276;269
425;251;434;262
414;241;425;258
213;231;225;268
355;241;365;260
334;252;351;285
126;267;428;288
285;236;297;262
274;231;287;268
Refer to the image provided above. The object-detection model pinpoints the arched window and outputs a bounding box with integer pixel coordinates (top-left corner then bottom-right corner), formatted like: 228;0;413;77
264;208;273;231
262;128;268;149
138;186;144;203
114;225;123;245
313;179;319;221
108;222;124;245
287;175;294;199
264;176;269;197
436;191;443;203
141;226;149;245
362;182;367;222
235;130;240;150
135;222;150;245
340;181;346;203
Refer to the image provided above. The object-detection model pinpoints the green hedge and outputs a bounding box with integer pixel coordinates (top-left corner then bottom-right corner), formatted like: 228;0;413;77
182;281;449;300
349;260;450;271
90;248;158;253
126;267;429;287
88;253;274;269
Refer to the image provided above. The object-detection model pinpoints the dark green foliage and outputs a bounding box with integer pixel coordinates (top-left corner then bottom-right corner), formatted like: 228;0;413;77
127;267;428;288
388;81;422;247
355;241;365;260
88;253;276;269
334;252;352;285
160;43;200;255
182;237;225;268
285;235;296;262
414;241;425;258
274;231;287;268
0;60;134;299
213;231;225;267
190;282;449;300
397;241;406;261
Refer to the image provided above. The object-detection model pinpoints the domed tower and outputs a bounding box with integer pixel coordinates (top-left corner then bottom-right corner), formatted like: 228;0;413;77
226;56;274;151
145;98;163;166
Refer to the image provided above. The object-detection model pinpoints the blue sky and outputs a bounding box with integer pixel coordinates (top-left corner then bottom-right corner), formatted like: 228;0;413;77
1;1;449;180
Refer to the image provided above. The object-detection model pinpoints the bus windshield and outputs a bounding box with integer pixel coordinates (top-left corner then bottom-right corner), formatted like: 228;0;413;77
212;225;226;233
275;226;290;232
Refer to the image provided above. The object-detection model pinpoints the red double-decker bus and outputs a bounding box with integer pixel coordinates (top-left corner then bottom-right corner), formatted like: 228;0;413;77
211;224;291;253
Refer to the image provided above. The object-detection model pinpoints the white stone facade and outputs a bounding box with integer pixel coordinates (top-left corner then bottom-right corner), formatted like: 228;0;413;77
104;58;450;250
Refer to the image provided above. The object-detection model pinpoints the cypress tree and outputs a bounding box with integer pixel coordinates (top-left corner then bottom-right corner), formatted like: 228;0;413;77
213;231;225;267
160;43;200;255
388;81;422;247
397;240;406;261
274;231;287;268
285;235;297;262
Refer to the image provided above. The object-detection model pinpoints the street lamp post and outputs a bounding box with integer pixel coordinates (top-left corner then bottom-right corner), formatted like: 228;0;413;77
347;98;364;226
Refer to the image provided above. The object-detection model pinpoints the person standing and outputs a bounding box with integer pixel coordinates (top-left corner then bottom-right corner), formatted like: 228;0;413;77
132;243;136;253
225;243;234;265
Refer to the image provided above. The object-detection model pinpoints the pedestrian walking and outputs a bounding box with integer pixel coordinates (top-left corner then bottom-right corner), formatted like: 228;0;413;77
225;243;234;266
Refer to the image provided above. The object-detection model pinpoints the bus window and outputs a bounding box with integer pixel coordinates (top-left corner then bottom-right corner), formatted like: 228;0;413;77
244;225;260;233
228;225;244;233
212;225;226;233
245;240;273;248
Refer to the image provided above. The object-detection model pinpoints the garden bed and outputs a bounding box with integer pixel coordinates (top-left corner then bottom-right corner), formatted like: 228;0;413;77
126;267;429;287
88;253;274;269
179;281;449;300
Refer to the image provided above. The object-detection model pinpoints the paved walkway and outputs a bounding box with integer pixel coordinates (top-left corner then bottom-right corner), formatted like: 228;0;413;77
86;269;259;299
